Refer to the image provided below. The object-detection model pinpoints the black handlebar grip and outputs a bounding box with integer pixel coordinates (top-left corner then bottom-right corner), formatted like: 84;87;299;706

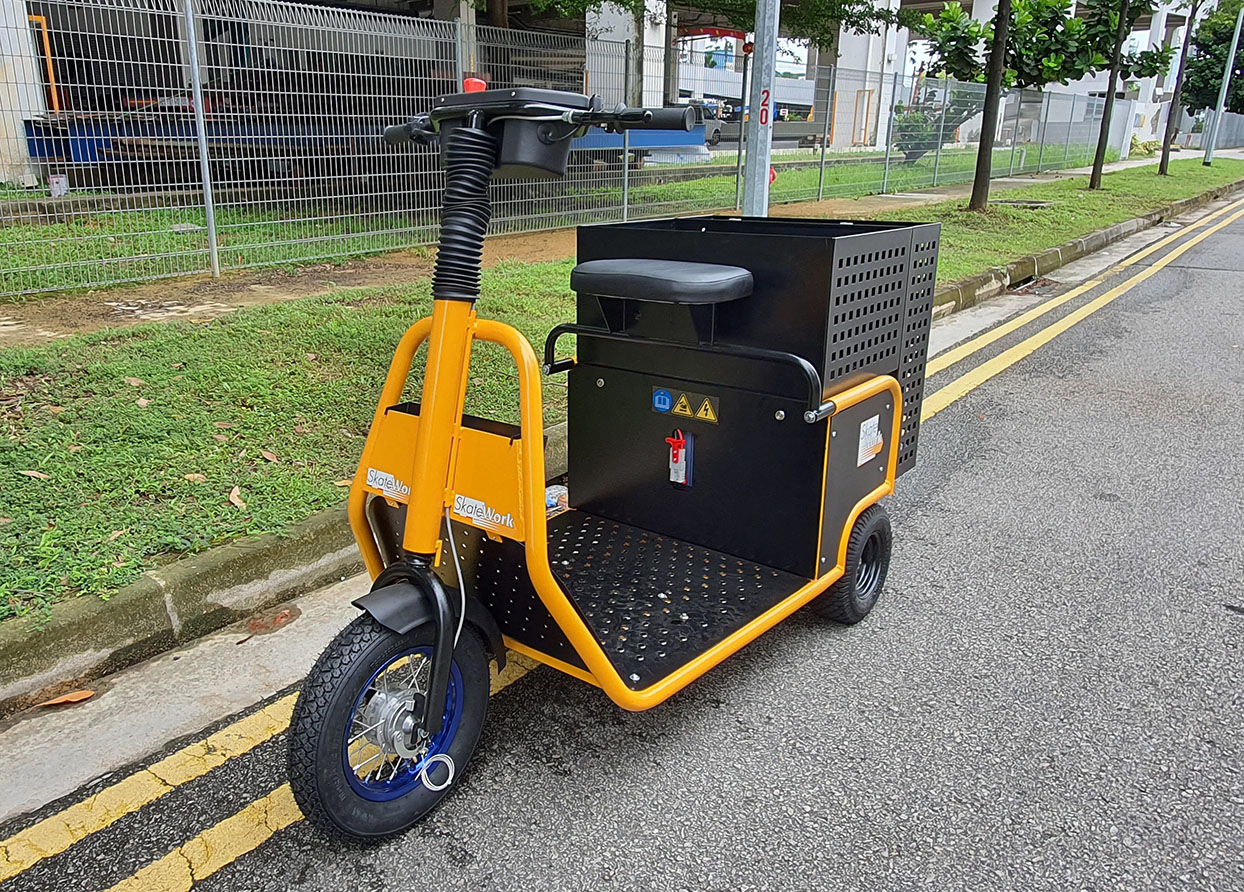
641;106;695;131
384;123;413;144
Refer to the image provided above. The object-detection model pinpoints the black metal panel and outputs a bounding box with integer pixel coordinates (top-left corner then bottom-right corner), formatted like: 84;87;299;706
434;521;585;669
896;224;940;475
547;512;804;689
567;361;826;577
823;228;911;391
818;391;896;569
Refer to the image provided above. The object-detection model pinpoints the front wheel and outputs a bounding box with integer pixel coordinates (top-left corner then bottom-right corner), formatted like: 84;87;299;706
288;614;490;841
811;503;892;625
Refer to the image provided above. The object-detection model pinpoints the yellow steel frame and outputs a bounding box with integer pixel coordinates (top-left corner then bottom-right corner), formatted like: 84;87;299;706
349;308;903;712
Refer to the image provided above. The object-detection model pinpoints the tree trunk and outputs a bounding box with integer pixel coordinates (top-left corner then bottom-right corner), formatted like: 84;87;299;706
969;0;1012;211
1159;0;1198;176
487;0;508;29
1090;0;1131;190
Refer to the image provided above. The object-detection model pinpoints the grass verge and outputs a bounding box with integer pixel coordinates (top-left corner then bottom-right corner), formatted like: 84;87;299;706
2;158;1241;620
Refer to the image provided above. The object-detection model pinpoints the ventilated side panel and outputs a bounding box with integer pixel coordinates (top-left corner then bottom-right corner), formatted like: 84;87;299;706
896;224;941;475
824;230;911;388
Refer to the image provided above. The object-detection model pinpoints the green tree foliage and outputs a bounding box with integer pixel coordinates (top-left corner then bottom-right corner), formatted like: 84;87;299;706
685;0;910;50
1182;0;1244;114
892;82;983;162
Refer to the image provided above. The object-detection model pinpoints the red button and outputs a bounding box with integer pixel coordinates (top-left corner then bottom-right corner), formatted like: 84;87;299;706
464;77;487;93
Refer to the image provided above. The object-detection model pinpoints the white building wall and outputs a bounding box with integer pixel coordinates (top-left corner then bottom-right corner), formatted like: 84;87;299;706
1;0;44;184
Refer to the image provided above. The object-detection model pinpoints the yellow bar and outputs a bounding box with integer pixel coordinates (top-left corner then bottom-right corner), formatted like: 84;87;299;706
348;316;433;578
402;301;477;554
27;16;60;114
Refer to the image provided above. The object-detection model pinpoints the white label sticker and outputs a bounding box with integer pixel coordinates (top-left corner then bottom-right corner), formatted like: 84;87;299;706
857;415;883;467
366;467;410;500
453;494;515;529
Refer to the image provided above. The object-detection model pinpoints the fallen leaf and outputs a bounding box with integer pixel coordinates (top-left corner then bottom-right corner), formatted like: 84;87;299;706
172;362;185;369
228;486;247;510
48;406;65;415
305;353;317;361
172;374;184;382
0;517;11;524
106;529;127;542
124;377;145;387
19;470;50;480
37;689;94;706
68;444;83;453
334;478;353;487
212;434;228;443
293;425;310;434
213;421;234;429
184;473;207;483
136;398;150;408
260;449;280;463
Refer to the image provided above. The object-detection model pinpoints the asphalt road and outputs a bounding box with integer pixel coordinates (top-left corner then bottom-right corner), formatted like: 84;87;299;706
3;211;1242;891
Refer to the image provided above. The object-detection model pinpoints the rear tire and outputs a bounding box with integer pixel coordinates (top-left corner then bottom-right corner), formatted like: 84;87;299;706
812;503;892;625
288;614;489;841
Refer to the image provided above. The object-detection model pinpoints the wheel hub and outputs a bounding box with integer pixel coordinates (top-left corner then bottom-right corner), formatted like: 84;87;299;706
360;688;428;761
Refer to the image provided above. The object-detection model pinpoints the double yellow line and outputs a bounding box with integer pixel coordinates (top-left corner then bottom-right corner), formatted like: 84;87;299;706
922;195;1244;420
2;192;1241;891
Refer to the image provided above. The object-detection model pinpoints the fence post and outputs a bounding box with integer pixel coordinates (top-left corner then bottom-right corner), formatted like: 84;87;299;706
622;40;630;222
1035;91;1051;171
881;69;900;193
1008;90;1022;175
183;0;219;277
734;51;750;210
932;76;948;187
816;66;834;201
1062;93;1077;168
454;19;465;85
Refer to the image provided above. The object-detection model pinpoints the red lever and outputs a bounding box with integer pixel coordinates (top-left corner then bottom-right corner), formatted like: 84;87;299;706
665;431;686;462
463;77;487;93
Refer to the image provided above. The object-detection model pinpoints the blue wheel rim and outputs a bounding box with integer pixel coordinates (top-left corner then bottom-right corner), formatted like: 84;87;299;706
342;646;464;802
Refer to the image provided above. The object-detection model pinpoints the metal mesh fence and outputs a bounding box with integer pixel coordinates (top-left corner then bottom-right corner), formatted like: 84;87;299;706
0;0;1147;298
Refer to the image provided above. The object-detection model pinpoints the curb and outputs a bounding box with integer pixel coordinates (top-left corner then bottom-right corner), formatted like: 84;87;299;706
929;177;1244;314
0;425;567;715
4;177;1243;715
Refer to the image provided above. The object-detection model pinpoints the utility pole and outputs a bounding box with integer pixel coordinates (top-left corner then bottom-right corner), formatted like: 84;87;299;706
741;0;780;216
1204;3;1244;165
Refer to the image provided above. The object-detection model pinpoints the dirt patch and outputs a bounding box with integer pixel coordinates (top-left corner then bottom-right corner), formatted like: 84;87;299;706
0;227;580;349
0;176;1049;350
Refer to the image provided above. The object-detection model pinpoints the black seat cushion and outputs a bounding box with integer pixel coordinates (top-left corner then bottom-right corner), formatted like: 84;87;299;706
570;259;753;305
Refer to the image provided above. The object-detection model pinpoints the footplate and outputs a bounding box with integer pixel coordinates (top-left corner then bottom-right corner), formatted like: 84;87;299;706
548;512;806;689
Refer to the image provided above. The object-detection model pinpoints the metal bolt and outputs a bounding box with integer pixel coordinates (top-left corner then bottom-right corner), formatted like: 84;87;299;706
596;378;605;388
629;673;641;683
831;431;837;438
879;465;885;473
774;409;785;421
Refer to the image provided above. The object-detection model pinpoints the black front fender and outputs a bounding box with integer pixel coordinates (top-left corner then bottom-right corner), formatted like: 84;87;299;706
353;581;506;671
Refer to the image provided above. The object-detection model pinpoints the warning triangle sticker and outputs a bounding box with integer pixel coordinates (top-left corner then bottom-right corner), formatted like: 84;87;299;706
671;393;694;417
695;398;718;423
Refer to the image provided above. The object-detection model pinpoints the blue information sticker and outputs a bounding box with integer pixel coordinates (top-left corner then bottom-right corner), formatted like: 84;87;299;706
652;388;673;413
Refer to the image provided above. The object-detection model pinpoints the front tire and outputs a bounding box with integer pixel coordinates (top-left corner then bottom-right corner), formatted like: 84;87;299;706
811;503;892;625
288;614;490;841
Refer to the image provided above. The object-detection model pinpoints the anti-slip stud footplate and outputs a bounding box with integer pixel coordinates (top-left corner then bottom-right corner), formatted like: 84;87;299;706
548;512;806;690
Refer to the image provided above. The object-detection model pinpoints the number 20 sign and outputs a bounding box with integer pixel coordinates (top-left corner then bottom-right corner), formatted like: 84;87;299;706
759;88;770;126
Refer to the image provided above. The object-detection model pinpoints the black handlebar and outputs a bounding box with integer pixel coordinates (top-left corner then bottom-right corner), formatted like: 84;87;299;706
630;106;695;131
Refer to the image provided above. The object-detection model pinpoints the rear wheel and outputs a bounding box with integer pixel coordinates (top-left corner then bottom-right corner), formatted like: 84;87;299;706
812;503;892;625
288;614;489;841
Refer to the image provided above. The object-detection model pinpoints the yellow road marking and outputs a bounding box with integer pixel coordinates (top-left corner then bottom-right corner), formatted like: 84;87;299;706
927;194;1244;378
0;651;537;884
0;695;295;882
103;784;302;892
922;203;1244;421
